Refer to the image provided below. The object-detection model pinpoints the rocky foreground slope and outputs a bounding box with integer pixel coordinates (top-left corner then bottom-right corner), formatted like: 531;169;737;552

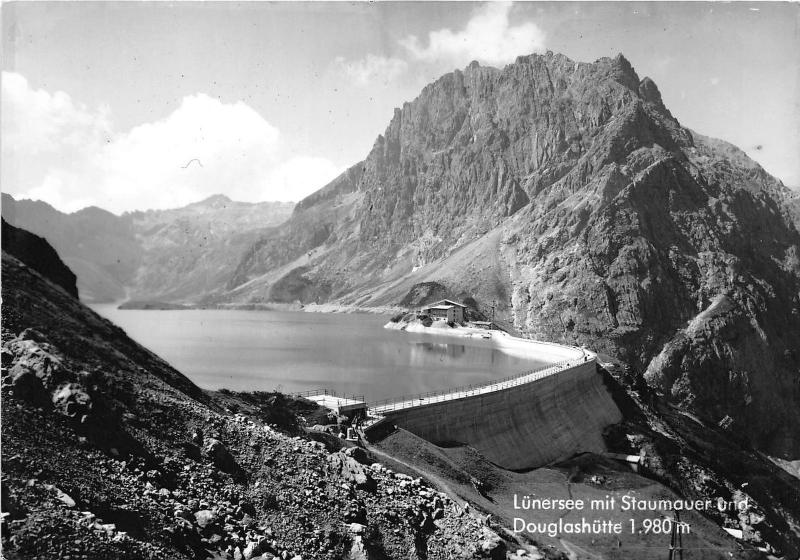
1;193;293;303
220;52;800;460
4;233;800;559
1;245;506;559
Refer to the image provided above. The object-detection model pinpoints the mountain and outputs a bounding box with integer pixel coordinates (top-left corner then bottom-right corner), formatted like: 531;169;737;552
125;195;293;304
2;218;79;298
1;233;501;559
0;197;140;303
222;52;800;460
1;193;293;303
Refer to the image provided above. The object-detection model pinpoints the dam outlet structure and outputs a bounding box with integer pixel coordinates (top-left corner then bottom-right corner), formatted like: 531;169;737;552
365;338;623;470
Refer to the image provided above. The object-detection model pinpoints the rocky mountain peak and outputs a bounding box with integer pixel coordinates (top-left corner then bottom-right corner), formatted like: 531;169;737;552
637;76;664;106
610;52;640;87
191;194;233;209
223;50;800;460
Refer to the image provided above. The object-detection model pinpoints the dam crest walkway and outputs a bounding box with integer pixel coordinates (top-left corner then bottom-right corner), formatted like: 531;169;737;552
367;354;591;417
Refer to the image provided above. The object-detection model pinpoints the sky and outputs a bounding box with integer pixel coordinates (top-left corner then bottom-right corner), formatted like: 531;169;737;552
2;1;799;214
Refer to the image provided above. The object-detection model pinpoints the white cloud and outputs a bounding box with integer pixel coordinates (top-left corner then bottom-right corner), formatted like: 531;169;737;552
92;93;284;212
2;72;113;210
1;72;112;155
334;54;408;87
2;72;341;214
332;2;545;91
399;2;546;67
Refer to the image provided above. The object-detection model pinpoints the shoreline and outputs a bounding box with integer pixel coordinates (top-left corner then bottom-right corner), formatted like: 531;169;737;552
385;319;591;363
103;299;402;316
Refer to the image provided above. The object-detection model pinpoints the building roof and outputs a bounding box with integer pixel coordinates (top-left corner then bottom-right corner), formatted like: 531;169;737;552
305;394;366;414
430;299;468;308
428;305;454;310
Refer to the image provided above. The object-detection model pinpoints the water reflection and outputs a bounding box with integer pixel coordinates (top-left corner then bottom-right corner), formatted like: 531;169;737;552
413;341;465;359
89;306;549;401
410;340;508;367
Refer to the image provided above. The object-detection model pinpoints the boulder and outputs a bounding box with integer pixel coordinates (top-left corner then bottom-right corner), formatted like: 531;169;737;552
17;328;51;345
328;452;376;492
346;535;369;560
4;334;71;389
343;446;372;466
477;528;506;560
203;438;238;473
194;509;217;529
52;383;92;418
54;487;76;508
242;540;262;560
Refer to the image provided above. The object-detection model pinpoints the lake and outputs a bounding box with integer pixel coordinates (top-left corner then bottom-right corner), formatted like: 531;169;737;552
90;306;550;402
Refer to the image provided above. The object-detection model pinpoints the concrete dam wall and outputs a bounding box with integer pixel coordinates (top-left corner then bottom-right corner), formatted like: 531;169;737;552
371;356;623;470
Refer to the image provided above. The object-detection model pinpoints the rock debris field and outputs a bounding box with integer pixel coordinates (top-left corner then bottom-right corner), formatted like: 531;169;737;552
1;252;525;560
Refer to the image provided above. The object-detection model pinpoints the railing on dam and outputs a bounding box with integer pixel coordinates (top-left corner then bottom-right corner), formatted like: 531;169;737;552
367;353;593;415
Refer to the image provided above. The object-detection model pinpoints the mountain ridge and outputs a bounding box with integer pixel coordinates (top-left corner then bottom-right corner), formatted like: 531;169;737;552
219;51;800;459
1;193;294;303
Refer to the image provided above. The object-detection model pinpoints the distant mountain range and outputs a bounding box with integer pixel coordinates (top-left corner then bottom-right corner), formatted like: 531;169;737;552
1;193;293;303
3;52;799;461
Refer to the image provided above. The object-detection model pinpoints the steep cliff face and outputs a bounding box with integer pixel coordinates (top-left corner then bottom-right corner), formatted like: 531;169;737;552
228;53;656;300
223;164;364;301
227;52;800;459
1;218;79;298
513;131;800;457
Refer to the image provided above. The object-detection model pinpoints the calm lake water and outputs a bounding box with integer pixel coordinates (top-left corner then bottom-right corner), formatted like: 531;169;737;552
90;306;548;402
